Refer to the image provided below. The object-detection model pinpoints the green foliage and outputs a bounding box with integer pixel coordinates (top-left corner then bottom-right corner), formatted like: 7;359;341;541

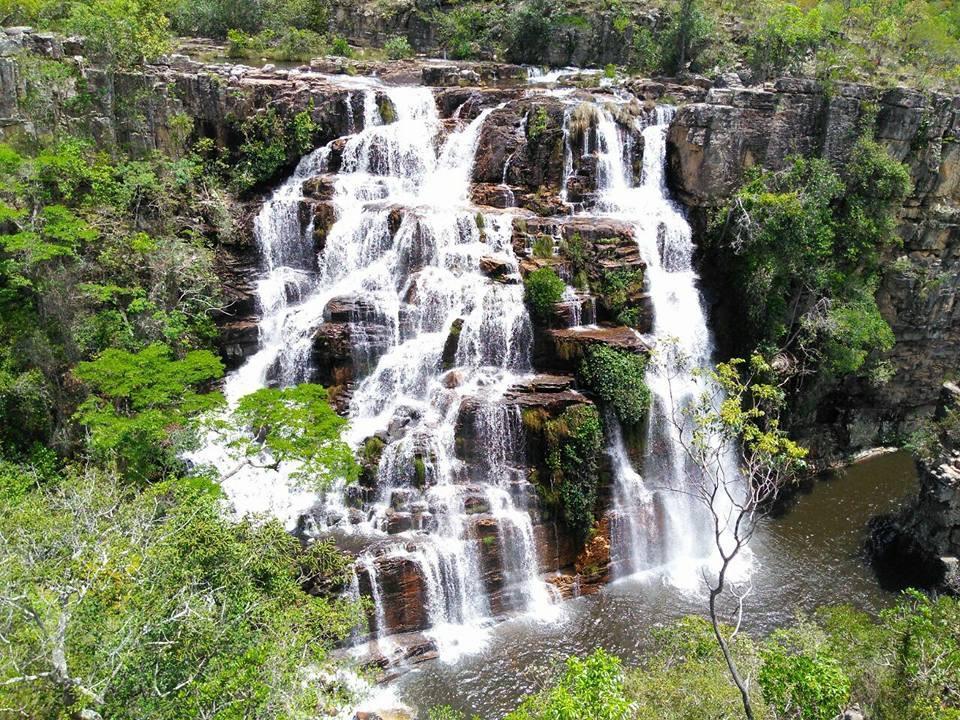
0;140;226;455
713;139;910;381
527;107;550;143
434;3;504;60
630;23;663;73
506;594;960;720
0;469;363;719
524;266;565;324
230;384;359;490
626;615;764;720
760;629;851;720
579;345;651;427
544;404;604;540
385;35;414;60
73;343;224;480
170;0;330;38
506;649;632;720
596;268;644;327
331;35;353;57
272;27;327;61
233;107;319;191
532;234;554;258
504;0;560;64
66;0;172;67
749;1;829;81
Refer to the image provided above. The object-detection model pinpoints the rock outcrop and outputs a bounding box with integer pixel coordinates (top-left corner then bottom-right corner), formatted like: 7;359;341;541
869;383;960;594
668;79;960;462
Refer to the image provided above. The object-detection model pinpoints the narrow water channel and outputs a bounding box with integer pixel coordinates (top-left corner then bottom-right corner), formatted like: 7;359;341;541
389;450;918;719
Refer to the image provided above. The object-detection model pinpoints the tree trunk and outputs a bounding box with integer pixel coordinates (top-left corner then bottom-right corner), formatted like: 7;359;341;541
709;565;755;720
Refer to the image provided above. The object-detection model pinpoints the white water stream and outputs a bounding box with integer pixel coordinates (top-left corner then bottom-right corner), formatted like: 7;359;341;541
578;101;748;587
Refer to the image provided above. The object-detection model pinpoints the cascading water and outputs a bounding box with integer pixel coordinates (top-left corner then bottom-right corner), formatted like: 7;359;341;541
201;82;558;661
583;102;742;585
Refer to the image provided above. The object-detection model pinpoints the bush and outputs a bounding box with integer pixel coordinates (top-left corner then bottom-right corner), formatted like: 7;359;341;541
524;267;565;324
504;0;560;64
596;268;644;327
435;4;504;60
544;404;603;540
331;35;353;57
384;35;414;60
579;345;651;427
759;633;851;720
749;2;829;81
273;27;326;61
507;649;631;720
65;0;170;67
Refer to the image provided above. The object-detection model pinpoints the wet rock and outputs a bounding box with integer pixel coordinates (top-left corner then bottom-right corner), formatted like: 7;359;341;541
441;318;463;371
537;326;651;374
471;182;516;208
218;320;260;368
356;553;430;635
302;174;337;201
478;255;512;279
473;98;568;191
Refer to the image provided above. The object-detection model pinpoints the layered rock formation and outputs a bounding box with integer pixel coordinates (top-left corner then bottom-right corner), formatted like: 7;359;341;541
667;79;960;461
869;383;960;593
8;24;960;649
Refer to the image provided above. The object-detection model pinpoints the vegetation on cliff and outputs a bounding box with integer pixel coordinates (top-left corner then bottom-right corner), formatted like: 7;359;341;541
0;131;361;719
712;136;911;388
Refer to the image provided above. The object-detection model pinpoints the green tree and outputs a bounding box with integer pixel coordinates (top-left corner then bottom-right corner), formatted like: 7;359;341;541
73;343;225;480
749;2;829;81
0;470;363;719
66;0;171;67
225;384;359;489
662;349;807;720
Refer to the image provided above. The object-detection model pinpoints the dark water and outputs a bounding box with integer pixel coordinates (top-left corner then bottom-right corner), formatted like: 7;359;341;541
388;450;918;719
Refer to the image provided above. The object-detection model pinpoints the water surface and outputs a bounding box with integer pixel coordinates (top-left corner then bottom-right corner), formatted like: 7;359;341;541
389;450;918;719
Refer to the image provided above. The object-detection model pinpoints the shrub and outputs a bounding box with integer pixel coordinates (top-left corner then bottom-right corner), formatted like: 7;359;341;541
749;2;829;81
579;345;650;427
331;35;353;57
506;649;631;720
273;27;326;61
504;0;559;64
435;4;504;60
759;634;851;720
544;404;603;540
524;267;565;324
65;0;170;67
596;268;644;327
385;35;414;60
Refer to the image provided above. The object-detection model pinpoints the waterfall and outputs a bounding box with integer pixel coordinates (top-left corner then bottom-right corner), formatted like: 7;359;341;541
203;82;556;659
585;104;740;585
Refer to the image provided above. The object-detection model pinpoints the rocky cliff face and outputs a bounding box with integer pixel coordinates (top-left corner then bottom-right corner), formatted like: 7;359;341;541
667;79;960;461
869;383;960;594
